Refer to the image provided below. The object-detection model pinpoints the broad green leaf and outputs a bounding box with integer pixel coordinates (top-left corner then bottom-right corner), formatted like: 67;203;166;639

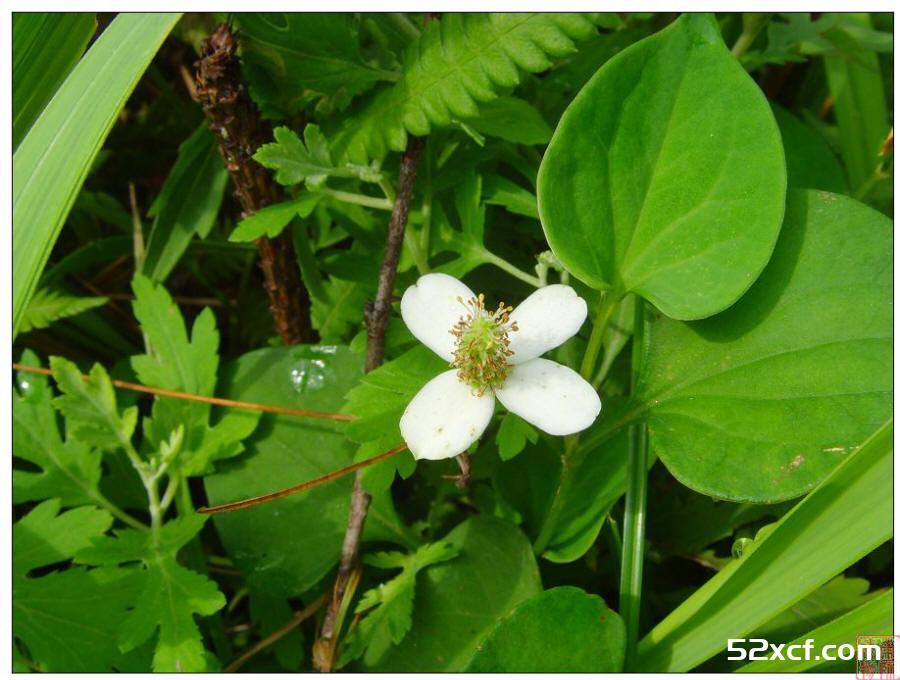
538;13;786;320
464;586;625;672
230;194;320;243
462;96;552;146
14;353;103;507
636;419;892;672
336;14;602;164
204;345;413;598
360;516;542;671
13;13;180;336
773;104;848;193
634;190;891;501
141;125;228;282
12;13;96;149
13;501;141;672
737;590;893;673
19;287;107;333
495;412;539;461
77;514;225;672
340;541;460;666
823;13;890;191
50;357;138;453
236;13;392;117
536;425;630;561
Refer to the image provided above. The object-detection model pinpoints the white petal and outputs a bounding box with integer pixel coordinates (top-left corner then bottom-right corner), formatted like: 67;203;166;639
401;273;475;362
507;284;588;364
496;358;601;436
400;369;495;461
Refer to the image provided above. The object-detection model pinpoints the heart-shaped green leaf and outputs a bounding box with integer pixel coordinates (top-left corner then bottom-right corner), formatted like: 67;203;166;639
538;13;786;320
636;189;891;501
203;345;412;598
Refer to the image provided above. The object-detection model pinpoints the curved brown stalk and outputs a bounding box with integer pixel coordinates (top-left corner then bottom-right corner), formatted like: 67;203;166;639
13;363;354;422
197;444;408;514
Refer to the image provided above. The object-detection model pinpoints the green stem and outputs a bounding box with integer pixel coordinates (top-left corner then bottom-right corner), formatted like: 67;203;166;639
620;298;648;670
419;141;433;271
579;292;619;380
730;13;768;59
404;230;429;275
323;188;393;211
482;251;541;287
292;223;329;302
95;494;147;531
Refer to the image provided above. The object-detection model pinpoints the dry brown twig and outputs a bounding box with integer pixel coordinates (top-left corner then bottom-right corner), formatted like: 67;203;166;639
315;134;425;672
195;23;311;345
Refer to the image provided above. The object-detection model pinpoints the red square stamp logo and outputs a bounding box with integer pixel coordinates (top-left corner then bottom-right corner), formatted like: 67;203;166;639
857;635;898;679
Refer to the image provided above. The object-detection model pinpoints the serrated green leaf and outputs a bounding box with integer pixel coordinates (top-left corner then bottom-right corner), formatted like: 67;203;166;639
341;540;460;666
13;500;141;672
336;13;603;163
236;13;393;118
538;13;786;320
77;514;224;672
130;275;259;474
255;125;381;188
359;516;542;671
14;499;113;577
230;193;321;243
19;286;107;333
50;356;138;452
13;353;104;507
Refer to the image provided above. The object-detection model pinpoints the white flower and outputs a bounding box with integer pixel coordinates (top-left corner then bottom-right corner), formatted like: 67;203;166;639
399;273;602;461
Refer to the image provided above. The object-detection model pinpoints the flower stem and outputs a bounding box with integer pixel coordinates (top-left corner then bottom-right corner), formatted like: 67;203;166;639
579;292;619;380
482;251;541;288
620;297;648;670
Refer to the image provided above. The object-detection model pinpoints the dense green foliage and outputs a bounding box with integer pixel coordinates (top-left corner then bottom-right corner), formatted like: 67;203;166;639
12;12;893;673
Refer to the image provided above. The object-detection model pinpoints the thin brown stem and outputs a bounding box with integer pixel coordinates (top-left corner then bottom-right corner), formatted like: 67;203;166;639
316;134;426;671
197;444;407;515
195;23;311;345
13;363;354;422
224;594;328;672
365;135;424;372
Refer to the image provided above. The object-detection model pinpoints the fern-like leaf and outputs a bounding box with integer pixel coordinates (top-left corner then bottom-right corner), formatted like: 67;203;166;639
334;13;603;163
20;287;107;333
